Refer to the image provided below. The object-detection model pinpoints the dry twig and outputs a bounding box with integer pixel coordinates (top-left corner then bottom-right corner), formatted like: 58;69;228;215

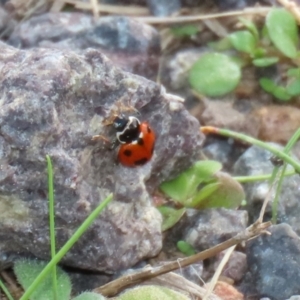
65;0;150;15
90;0;99;18
135;6;272;24
202;245;236;300
1;271;22;299
257;175;279;223
277;0;300;24
94;220;271;297
147;272;222;300
50;0;65;12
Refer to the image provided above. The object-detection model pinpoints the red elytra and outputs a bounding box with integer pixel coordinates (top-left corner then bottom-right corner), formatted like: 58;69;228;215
118;122;155;167
113;116;155;167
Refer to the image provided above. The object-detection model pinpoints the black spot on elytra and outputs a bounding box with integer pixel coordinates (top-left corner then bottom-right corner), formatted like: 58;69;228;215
138;138;144;146
134;157;148;165
123;149;132;157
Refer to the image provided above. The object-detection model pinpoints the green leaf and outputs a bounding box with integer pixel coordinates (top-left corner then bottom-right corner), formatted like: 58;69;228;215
14;259;71;300
117;285;190;300
261;25;272;46
160;172;191;203
171;25;199;37
160;160;222;202
260;78;292;101
252;57;279;67
188;182;221;208
189;53;241;97
266;8;299;58
273;86;291;101
286;78;300;96
158;206;186;231
229;30;256;54
73;292;106;300
259;77;277;93
252;47;267;58
287;68;300;77
188;172;244;210
209;37;233;51
238;17;259;41
190;160;222;182
177;241;196;256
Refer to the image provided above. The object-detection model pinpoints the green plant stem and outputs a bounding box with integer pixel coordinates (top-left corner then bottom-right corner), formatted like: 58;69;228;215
212;128;300;173
0;278;15;300
271;127;300;223
284;128;300;152
272;163;287;223
213;127;300;224
233;169;295;183
46;155;58;300
20;193;113;300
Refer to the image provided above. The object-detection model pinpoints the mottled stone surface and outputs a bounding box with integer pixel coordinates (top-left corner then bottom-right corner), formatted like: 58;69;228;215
146;0;181;16
200;100;260;138
8;13;160;80
233;145;300;234
170;208;248;251
202;136;247;171
215;250;247;282
0;6;16;37
0;42;204;272
160;48;205;92
212;0;256;9
67;269;111;295
8;12;95;48
246;224;300;300
253;105;300;144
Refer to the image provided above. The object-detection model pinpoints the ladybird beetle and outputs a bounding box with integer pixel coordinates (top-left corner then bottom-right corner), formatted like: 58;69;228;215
113;115;155;167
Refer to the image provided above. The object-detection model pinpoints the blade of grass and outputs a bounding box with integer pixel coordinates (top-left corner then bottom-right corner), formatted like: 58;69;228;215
272;163;287;223
271;127;300;223
20;193;113;300
0;278;15;300
233;169;295;183
201;126;300;223
135;6;272;24
283;127;300;153
200;127;300;173
46;155;58;300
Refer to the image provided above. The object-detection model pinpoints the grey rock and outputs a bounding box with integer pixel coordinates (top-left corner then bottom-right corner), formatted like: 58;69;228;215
0;42;204;272
200;100;260;138
146;0;181;16
176;262;203;284
233;144;300;234
202;137;246;171
9;14;160;80
161;48;204;91
214;250;247;282
0;6;16;37
246;223;300;300
67;269;111;295
8;12;94;48
212;0;256;9
171;208;248;251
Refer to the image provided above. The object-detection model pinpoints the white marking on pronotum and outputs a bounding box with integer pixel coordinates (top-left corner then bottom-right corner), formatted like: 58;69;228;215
116;116;140;144
132;132;144;145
